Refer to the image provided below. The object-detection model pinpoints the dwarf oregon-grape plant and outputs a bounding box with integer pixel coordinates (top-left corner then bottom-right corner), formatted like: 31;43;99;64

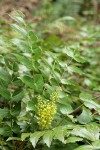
0;11;100;150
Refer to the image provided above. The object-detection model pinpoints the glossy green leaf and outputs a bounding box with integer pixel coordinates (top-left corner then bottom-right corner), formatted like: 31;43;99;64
10;15;25;24
67;65;83;75
0;108;10;119
20;76;35;88
0;68;11;84
61;79;73;85
66;137;83;143
74;55;85;63
7;137;21;141
13;54;33;69
0;126;12;137
71;123;99;141
92;140;100;149
30;131;45;148
43;130;54;147
74;145;94;150
65;48;75;58
11;91;24;102
60;104;73;115
79;92;93;101
77;107;92;124
11;103;21;116
54;126;65;143
21;133;31;141
16;10;25;18
11;24;27;36
84;100;100;112
34;47;42;58
0;85;11;100
34;74;44;93
26;101;37;111
29;31;38;42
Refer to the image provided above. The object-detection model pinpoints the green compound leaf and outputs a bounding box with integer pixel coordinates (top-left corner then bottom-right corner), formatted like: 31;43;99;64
71;123;99;141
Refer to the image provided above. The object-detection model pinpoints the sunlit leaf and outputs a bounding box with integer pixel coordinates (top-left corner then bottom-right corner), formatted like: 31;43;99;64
30;131;45;148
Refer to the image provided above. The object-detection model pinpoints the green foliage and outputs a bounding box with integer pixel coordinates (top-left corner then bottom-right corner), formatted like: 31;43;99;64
0;10;100;150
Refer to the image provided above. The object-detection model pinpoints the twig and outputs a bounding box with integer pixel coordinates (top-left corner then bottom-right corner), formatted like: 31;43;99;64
56;103;83;126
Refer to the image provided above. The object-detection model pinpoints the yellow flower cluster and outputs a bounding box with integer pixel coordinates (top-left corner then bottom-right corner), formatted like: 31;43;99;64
37;89;60;129
50;87;61;103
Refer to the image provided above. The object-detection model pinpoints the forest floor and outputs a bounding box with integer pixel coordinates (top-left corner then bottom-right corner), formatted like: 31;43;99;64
0;0;41;22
